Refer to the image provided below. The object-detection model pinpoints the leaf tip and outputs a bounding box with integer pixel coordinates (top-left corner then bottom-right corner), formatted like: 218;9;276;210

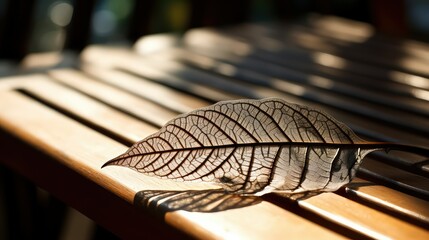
101;160;112;169
101;155;121;169
101;161;109;169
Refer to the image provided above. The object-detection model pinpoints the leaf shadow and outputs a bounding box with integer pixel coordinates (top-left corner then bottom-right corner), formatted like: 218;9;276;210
273;191;324;201
134;189;262;214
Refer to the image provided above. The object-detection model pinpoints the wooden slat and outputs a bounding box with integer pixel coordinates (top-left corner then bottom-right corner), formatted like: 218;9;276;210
0;86;344;239
133;45;429;135
226;23;429;78
182;28;429;100
161;46;429;114
80;64;210;114
222;25;429;90
302;14;429;61
304;14;377;44
360;159;429;197
346;178;429;224
81;46;241;102
0;74;45;90
48;69;176;127
168;49;429;127
18;77;157;143
299;193;429;240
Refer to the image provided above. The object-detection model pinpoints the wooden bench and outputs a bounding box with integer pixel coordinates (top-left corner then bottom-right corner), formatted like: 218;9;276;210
1;15;429;239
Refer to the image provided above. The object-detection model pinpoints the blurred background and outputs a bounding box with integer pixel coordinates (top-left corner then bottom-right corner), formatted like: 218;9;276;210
1;0;429;60
0;0;429;239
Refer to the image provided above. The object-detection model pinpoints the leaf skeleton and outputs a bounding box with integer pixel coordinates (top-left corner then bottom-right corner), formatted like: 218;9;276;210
103;98;429;197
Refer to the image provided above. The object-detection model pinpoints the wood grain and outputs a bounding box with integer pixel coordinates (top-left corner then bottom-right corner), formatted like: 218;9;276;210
49;69;177;127
19;77;157;143
346;178;429;224
300;193;428;240
80;64;210;114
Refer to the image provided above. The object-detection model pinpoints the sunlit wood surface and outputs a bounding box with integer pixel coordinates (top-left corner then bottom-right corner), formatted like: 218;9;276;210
0;15;428;239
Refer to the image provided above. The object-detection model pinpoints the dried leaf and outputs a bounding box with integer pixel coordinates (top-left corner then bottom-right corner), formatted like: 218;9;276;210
103;98;428;197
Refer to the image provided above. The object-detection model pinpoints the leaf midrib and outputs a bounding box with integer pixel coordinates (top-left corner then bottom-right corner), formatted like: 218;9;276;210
104;141;399;167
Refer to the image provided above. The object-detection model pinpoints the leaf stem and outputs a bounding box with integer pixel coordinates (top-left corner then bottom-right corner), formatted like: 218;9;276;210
379;143;429;157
